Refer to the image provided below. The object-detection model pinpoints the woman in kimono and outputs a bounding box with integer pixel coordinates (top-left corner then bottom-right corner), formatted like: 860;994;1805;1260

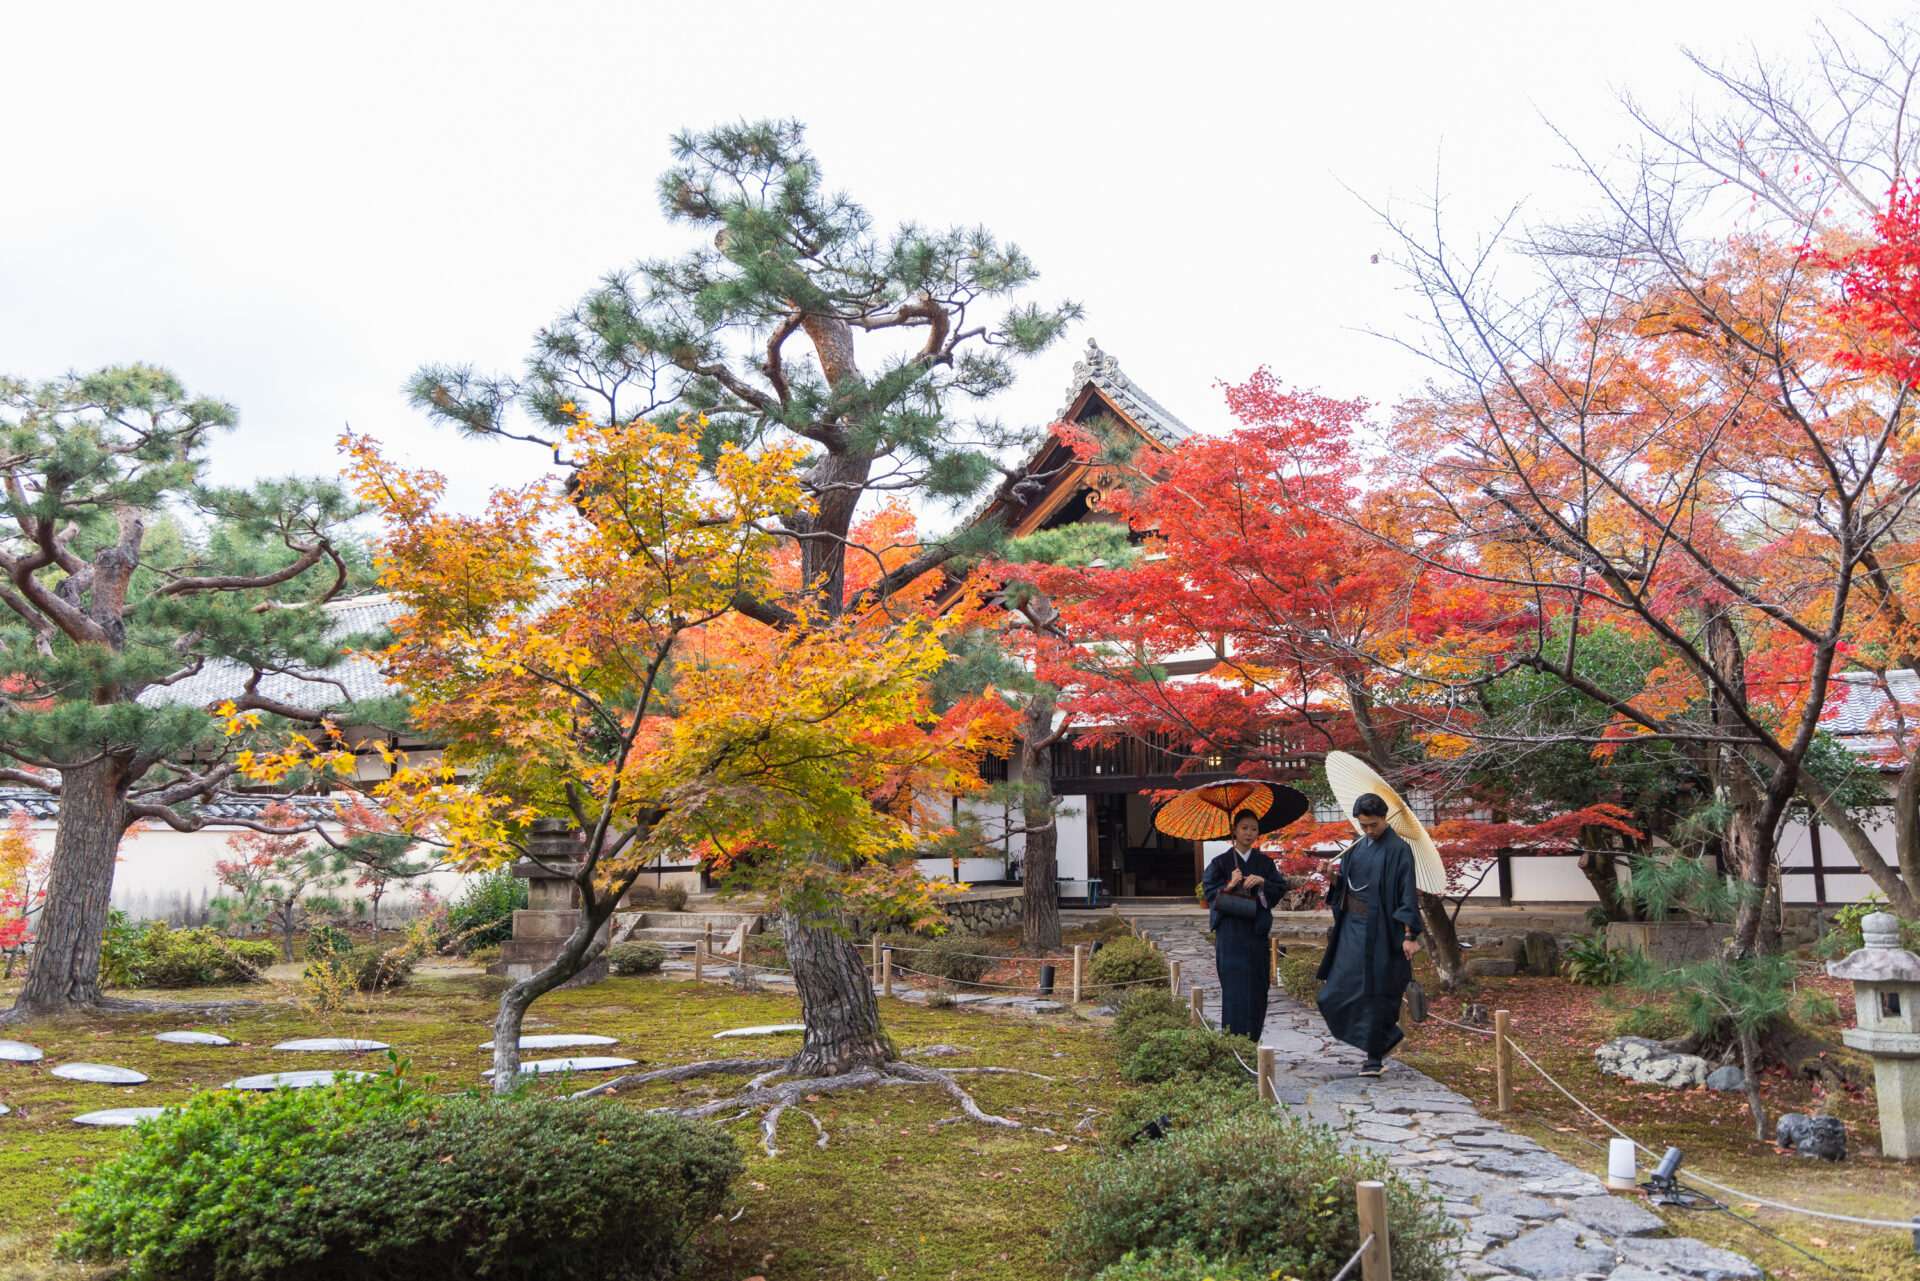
1315;793;1421;1077
1200;809;1288;1041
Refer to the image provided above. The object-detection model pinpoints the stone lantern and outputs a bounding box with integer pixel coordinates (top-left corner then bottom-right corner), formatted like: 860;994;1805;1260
1827;911;1920;1159
497;819;609;987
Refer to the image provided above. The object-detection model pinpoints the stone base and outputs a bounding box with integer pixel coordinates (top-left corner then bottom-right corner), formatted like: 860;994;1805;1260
499;938;609;988
1868;1053;1920;1159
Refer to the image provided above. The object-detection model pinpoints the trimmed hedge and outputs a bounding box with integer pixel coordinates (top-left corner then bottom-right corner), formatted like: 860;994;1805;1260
63;1075;741;1281
1111;989;1191;1058
1093;1246;1278;1281
1102;1075;1266;1153
99;917;277;988
608;942;667;975
1123;1026;1259;1086
1053;1110;1454;1281
1087;936;1168;991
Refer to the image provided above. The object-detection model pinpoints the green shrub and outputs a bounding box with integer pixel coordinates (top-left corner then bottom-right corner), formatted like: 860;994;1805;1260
1103;1075;1264;1152
879;932;998;985
1277;951;1323;1003
99;915;276;988
1124;1027;1257;1086
1796;992;1843;1026
464;943;501;965
1111;989;1191;1058
1088;936;1169;991
303;924;354;959
1052;1111;1453;1281
1093;1245;1275;1281
1817;894;1920;958
63;1074;741;1281
608;942;667;975
659;882;690;912
446;866;527;951
306;944;414;994
1562;931;1629;986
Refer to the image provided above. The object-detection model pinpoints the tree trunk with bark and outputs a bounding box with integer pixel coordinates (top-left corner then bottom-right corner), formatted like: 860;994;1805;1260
1577;836;1632;921
784;915;892;1076
1418;891;1471;992
8;756;131;1020
1017;694;1061;955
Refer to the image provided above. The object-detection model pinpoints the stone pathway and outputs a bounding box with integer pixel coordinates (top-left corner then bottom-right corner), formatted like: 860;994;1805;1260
1138;920;1763;1281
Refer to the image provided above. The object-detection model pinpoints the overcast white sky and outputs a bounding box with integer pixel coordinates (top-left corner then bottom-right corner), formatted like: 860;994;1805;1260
3;2;1911;517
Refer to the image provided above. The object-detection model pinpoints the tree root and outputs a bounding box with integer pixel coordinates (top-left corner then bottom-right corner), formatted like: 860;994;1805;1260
0;996;264;1024
567;1054;1029;1156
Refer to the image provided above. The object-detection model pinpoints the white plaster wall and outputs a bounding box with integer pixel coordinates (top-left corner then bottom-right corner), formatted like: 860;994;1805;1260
19;821;479;925
1508;855;1600;902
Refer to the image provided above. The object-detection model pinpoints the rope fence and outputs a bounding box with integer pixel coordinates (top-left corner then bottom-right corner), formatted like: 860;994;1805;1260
1422;1003;1920;1233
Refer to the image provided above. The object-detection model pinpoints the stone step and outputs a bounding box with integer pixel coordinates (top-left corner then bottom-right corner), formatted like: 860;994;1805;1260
632;911;762;932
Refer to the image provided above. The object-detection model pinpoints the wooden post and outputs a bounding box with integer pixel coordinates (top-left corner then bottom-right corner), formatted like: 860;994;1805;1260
1356;1180;1391;1281
1189;986;1204;1024
1270;935;1280;987
871;936;881;980
1169;958;1181;997
1494;1009;1513;1114
882;947;893;999
1072;943;1085;1005
693;936;703;982
704;921;714;968
1258;1046;1276;1103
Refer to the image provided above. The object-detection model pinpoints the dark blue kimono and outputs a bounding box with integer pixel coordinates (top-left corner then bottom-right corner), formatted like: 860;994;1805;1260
1315;831;1422;1059
1201;847;1286;1041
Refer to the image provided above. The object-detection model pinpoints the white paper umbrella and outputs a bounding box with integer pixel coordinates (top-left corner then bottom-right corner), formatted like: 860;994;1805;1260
1323;751;1447;895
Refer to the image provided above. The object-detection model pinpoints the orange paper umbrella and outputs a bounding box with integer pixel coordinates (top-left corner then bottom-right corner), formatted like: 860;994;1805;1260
1152;780;1311;841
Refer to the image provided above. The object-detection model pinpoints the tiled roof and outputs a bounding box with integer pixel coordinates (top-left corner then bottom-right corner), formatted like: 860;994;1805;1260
0;787;355;822
1058;339;1193;448
135;595;400;714
1820;670;1920;765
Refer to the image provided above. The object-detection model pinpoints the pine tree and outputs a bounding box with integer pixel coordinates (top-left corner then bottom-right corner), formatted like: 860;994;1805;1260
0;365;379;1019
408;119;1079;1067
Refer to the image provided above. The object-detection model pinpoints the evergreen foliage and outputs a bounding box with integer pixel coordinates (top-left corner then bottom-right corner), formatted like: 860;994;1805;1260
1052;1111;1453;1281
61;1072;741;1280
0;365;396;1015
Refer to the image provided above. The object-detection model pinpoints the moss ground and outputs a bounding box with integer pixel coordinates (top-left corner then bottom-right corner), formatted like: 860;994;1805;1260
0;964;1123;1280
1389;950;1920;1281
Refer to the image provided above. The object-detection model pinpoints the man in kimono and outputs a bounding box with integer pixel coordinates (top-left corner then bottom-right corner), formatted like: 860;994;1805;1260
1315;793;1422;1076
1200;809;1288;1041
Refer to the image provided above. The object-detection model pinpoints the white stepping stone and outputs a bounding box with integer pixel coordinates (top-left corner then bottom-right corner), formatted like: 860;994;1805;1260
712;1024;805;1039
482;1056;636;1078
51;1063;149;1085
227;1070;373;1090
271;1038;389;1052
478;1034;618;1050
155;1031;232;1046
73;1107;169;1127
0;1041;44;1063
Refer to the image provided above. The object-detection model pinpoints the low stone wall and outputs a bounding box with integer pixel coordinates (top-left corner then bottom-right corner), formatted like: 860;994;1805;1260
941;887;1024;935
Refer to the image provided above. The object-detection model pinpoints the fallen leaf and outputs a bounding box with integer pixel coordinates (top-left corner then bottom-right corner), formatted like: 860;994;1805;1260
1741;1203;1762;1212
437;1155;453;1164
1809;1237;1829;1248
1045;1144;1069;1152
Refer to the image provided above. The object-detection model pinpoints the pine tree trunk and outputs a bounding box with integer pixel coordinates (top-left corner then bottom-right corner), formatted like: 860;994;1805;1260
784;915;892;1076
1017;695;1061;955
1577;837;1630;920
1418;891;1470;992
10;757;130;1018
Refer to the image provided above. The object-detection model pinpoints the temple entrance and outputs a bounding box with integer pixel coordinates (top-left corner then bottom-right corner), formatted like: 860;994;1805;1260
1089;791;1204;898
